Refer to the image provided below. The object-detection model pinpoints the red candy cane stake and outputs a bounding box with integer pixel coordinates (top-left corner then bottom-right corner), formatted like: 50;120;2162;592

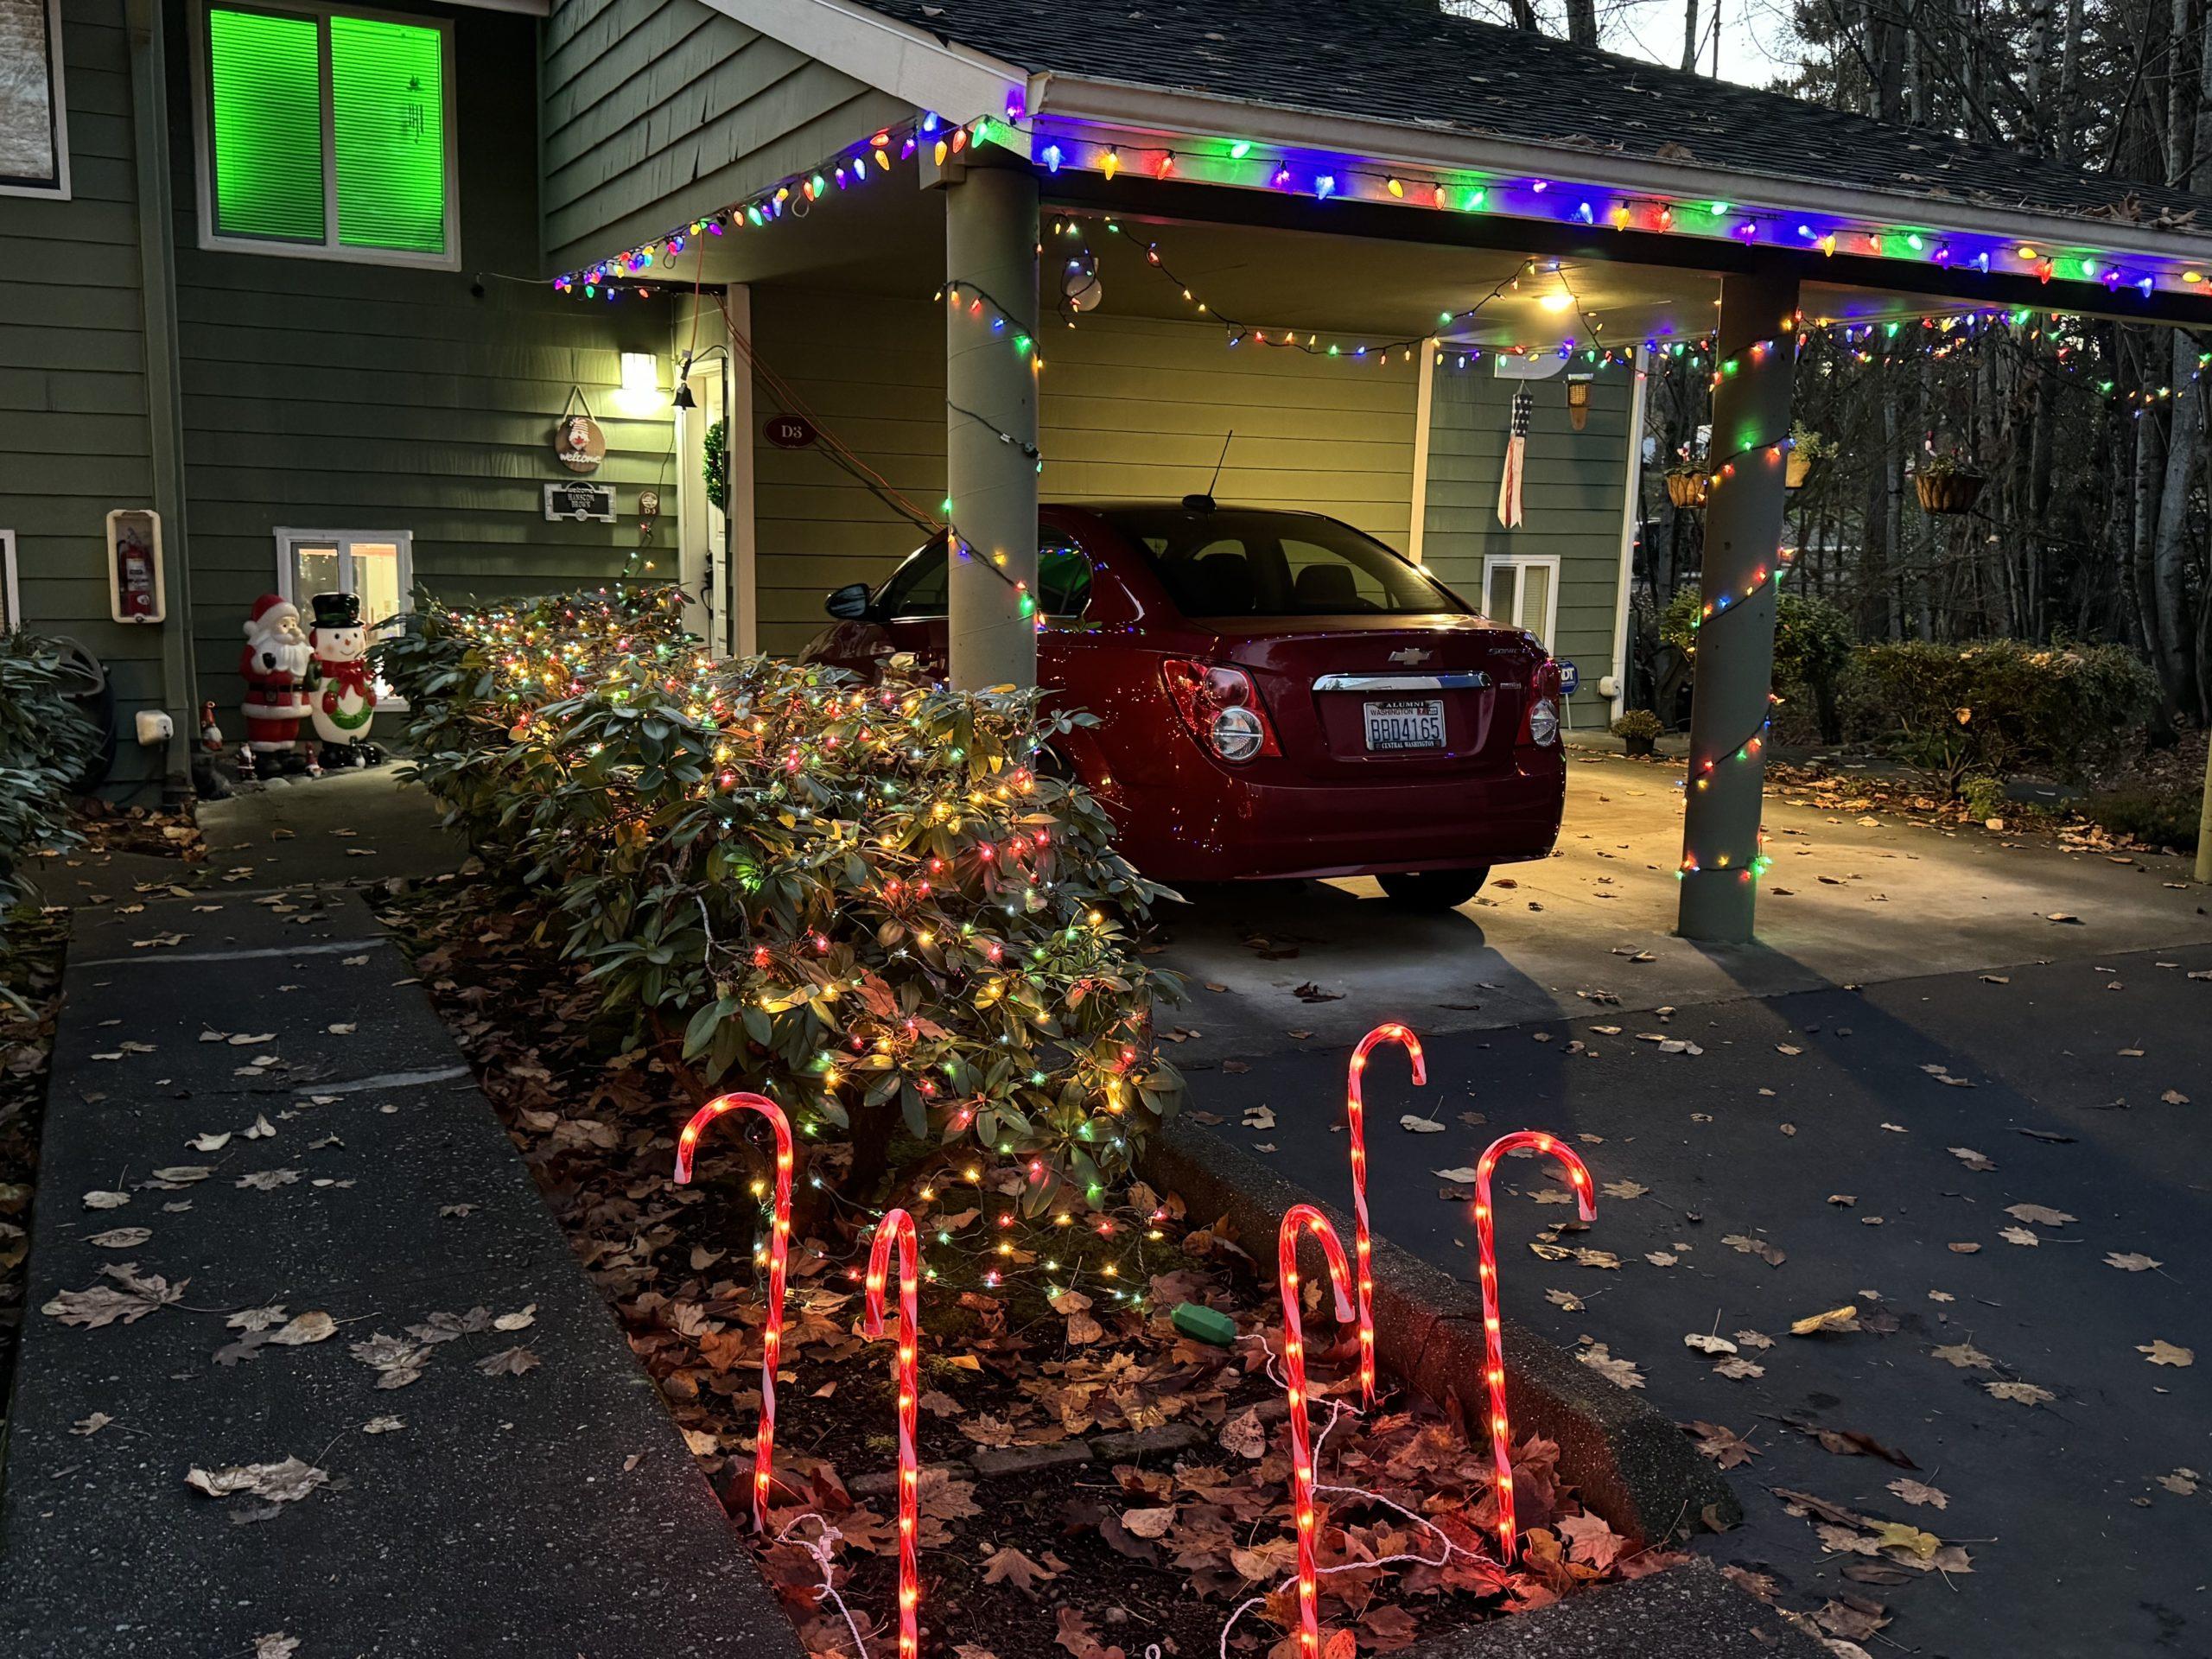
863;1209;924;1659
1471;1131;1595;1564
1277;1202;1358;1659
1344;1023;1426;1405
672;1092;794;1531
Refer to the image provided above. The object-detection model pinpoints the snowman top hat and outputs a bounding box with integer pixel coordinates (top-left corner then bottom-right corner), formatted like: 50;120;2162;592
309;591;364;630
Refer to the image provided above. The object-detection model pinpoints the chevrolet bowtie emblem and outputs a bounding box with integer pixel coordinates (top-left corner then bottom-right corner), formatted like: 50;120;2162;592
1387;647;1432;666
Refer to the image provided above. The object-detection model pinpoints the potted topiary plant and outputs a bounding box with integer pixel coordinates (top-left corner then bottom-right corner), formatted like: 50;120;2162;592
1611;708;1664;757
1785;423;1829;490
1914;450;1985;514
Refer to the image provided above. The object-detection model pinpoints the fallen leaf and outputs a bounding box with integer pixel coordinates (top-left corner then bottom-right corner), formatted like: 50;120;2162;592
1887;1478;1948;1510
476;1345;542;1376
1544;1288;1585;1312
87;1227;152;1249
186;1457;327;1504
982;1545;1058;1592
1930;1342;1996;1370
2139;1339;2194;1368
1999;1226;2040;1247
493;1304;538;1332
1684;1333;1738;1356
2005;1204;2076;1227
2106;1252;2162;1272
1577;1341;1645;1389
363;1415;406;1433
254;1635;301;1659
188;1132;232;1152
71;1412;114;1436
1790;1306;1861;1337
350;1332;430;1389
1713;1356;1766;1380
1687;1421;1760;1467
1948;1147;1995;1171
41;1263;188;1327
82;1191;131;1211
1119;1504;1177;1539
1985;1380;2055;1406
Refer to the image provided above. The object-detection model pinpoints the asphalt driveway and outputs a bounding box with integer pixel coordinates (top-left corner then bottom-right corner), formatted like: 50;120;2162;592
1158;755;2212;1657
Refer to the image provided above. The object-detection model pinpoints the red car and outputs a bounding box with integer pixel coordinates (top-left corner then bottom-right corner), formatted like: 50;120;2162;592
803;501;1566;907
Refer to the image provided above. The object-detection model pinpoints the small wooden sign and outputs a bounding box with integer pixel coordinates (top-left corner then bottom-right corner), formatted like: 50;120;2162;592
764;413;817;449
556;414;607;474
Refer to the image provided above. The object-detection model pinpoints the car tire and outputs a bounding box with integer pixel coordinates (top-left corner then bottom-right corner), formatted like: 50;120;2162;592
1376;868;1489;910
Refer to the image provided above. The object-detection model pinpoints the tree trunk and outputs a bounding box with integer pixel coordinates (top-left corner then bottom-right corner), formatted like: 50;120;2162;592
1566;0;1598;46
2054;0;2086;158
1681;0;1700;71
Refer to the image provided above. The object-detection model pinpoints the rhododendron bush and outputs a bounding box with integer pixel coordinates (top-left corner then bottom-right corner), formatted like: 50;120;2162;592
381;586;1183;1208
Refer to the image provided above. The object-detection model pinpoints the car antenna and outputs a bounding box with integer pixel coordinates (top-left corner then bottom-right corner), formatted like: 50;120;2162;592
1183;430;1232;512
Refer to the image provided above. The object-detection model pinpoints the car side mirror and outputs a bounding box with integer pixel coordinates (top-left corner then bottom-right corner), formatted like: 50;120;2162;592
824;582;874;621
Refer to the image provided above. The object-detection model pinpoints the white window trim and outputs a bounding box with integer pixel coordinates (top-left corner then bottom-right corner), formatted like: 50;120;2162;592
190;0;461;271
0;0;71;200
0;531;20;630
275;527;414;709
1481;553;1560;645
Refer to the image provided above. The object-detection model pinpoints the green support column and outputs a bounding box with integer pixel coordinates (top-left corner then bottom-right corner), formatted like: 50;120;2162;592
943;161;1040;690
1677;266;1801;943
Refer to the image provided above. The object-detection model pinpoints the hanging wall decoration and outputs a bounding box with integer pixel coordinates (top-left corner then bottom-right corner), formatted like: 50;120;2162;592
555;388;607;474
1496;388;1533;528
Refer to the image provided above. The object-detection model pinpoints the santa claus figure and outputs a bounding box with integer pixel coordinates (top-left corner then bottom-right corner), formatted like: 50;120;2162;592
239;594;315;772
307;590;381;768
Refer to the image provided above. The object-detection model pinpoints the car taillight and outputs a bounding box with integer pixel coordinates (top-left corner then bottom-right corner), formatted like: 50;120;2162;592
1160;659;1280;762
1522;658;1562;747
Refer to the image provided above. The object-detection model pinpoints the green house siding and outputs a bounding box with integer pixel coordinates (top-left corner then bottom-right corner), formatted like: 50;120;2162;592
746;288;1421;657
1421;363;1631;723
163;0;678;721
540;0;906;272
0;0;170;796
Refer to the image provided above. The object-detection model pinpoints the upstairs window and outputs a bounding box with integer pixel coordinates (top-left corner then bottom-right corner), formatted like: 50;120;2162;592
197;3;456;265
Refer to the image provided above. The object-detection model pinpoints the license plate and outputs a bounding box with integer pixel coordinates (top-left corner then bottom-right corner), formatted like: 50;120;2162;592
1363;699;1446;751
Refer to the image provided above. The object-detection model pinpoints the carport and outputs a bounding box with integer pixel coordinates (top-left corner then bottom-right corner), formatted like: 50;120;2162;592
550;0;2212;943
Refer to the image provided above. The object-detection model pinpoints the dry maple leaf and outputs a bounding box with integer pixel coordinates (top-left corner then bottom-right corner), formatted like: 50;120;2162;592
349;1332;430;1389
2139;1339;2194;1367
1985;1380;2055;1406
1930;1342;1995;1370
81;1190;130;1211
1887;1478;1948;1510
87;1227;152;1249
1790;1306;1861;1338
228;1305;289;1332
1577;1341;1645;1389
1999;1227;2040;1247
1600;1179;1648;1200
1119;1504;1177;1538
1948;1147;1996;1171
41;1263;187;1328
1687;1421;1759;1467
1684;1333;1737;1355
186;1456;328;1504
2105;1251;2162;1272
268;1311;336;1346
253;1636;301;1659
981;1544;1056;1592
1557;1510;1624;1570
476;1345;541;1376
1545;1287;1585;1312
1713;1356;1766;1380
1733;1329;1775;1350
2005;1203;2076;1227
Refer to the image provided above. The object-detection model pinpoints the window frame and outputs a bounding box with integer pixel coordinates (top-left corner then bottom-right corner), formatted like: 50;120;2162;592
275;527;414;709
0;530;19;630
190;0;461;270
1480;553;1560;646
0;0;71;200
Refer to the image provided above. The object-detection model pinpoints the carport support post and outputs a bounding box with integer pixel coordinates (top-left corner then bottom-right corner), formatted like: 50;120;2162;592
942;159;1040;690
1676;267;1801;944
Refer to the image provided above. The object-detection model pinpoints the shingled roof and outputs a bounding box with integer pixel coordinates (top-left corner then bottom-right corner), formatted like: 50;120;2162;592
851;0;2209;232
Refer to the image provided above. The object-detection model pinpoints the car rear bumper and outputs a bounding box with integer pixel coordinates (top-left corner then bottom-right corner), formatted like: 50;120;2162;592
1102;755;1567;883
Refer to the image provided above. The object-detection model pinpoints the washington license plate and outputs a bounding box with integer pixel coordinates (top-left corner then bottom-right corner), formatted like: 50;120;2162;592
1363;699;1446;751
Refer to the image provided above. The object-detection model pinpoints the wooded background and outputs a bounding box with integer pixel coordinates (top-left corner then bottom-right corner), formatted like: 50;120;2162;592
1456;0;2212;727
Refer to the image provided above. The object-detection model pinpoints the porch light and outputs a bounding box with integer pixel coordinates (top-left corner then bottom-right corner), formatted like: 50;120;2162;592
617;352;659;413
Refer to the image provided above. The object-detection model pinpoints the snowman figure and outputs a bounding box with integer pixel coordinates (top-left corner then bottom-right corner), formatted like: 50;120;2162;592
306;591;382;768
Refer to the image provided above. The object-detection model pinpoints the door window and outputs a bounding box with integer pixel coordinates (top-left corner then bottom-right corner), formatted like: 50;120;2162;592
877;537;950;619
276;529;413;705
1482;556;1558;647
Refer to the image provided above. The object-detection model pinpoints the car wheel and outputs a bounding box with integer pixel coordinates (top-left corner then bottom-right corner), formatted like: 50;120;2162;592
1376;868;1489;910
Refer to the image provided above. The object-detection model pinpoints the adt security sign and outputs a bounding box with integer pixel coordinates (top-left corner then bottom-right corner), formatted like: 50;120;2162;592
1557;660;1580;696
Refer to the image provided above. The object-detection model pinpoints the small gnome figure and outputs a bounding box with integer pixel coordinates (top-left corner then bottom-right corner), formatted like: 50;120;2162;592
306;591;382;768
239;594;315;775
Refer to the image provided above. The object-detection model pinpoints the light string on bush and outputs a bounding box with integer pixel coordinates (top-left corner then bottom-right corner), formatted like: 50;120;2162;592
673;1091;795;1529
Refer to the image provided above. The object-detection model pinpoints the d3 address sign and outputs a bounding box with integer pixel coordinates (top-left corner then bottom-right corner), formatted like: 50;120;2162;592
764;414;817;449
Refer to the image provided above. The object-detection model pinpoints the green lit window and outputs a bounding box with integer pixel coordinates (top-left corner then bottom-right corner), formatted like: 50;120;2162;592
200;3;454;264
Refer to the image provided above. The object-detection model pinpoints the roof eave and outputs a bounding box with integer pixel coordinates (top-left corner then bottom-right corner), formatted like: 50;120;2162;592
1033;73;2212;267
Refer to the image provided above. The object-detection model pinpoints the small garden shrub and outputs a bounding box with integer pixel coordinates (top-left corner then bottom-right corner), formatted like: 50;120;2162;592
1959;774;2009;822
380;587;1184;1212
2086;786;2202;851
1662;586;1854;741
0;632;101;948
1849;639;2158;797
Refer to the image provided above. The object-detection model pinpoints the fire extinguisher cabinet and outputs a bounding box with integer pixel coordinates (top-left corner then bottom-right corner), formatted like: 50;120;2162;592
106;508;166;624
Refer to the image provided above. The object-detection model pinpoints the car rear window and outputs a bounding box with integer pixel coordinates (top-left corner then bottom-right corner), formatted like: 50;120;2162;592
1109;509;1467;618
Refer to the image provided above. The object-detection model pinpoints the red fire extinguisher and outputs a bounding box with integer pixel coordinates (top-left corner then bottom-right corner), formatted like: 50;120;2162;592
108;510;162;623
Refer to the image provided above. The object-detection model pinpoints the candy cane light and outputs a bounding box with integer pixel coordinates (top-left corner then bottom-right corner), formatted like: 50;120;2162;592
863;1208;924;1659
1276;1202;1357;1659
1470;1131;1594;1564
1344;1022;1425;1404
672;1091;793;1530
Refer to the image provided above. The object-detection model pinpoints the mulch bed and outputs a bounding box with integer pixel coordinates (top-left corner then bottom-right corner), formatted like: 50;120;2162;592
375;875;1665;1659
0;909;68;1424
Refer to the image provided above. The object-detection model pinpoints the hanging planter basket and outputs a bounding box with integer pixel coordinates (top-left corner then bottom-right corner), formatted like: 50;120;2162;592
1916;470;1986;514
1666;471;1710;510
1784;452;1815;490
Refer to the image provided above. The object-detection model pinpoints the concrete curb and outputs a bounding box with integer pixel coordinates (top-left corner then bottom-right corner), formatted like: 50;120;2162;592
1138;1119;1741;1548
1403;1559;1826;1658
